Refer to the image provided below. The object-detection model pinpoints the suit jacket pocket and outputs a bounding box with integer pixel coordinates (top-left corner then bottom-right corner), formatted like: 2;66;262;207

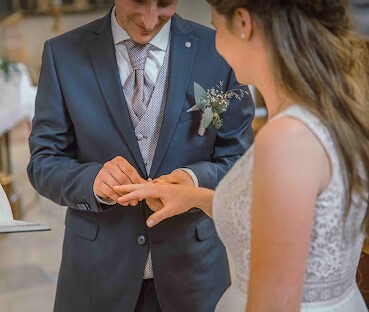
65;208;98;241
179;110;202;122
196;217;217;241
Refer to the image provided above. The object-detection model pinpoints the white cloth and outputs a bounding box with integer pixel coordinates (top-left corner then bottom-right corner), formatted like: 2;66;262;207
0;63;36;133
0;184;13;221
213;105;368;311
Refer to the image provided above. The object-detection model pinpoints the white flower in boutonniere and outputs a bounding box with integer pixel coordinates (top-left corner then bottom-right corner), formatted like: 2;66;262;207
187;81;249;136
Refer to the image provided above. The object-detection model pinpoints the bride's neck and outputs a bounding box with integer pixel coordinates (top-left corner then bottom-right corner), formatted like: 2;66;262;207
256;74;295;119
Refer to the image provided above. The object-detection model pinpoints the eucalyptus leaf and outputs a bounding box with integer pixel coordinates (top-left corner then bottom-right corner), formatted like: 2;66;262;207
194;82;207;110
203;107;213;129
187;105;201;112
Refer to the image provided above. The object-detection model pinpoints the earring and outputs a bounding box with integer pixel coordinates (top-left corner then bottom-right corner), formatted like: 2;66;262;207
241;33;246;39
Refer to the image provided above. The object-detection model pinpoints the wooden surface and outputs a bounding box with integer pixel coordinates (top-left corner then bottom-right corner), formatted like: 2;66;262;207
357;251;369;308
0;11;23;28
363;239;369;255
0;80;29;220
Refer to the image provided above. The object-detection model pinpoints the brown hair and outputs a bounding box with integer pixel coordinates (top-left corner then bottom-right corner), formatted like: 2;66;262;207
208;0;369;236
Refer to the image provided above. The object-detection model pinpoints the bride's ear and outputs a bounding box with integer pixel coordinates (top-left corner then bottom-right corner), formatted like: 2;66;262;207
233;8;253;41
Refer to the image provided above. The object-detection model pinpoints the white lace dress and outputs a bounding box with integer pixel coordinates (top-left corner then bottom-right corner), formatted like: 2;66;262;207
213;105;368;312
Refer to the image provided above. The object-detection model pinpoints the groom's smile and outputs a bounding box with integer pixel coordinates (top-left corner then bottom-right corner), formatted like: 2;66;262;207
115;0;178;44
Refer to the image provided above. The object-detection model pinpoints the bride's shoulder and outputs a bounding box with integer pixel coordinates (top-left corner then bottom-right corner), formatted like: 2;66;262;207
254;116;330;190
255;115;319;153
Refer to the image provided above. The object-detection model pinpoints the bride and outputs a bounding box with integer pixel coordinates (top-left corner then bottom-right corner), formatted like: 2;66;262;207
115;1;369;311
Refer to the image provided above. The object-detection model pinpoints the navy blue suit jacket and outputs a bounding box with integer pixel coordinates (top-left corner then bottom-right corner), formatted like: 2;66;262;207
28;10;254;312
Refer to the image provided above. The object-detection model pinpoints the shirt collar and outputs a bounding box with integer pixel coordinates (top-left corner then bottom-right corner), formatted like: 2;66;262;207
111;6;171;51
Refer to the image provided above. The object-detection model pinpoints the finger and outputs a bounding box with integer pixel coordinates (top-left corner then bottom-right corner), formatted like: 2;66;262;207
152;198;164;209
101;161;132;186
95;169;121;189
98;167;136;207
114;183;146;195
112;185;140;207
115;157;145;184
120;199;139;207
154;174;178;184
111;170;132;186
146;198;155;209
116;189;147;204
96;162;141;205
95;171;121;195
146;206;175;228
99;182;121;202
153;177;167;184
119;198;139;207
97;171;133;203
116;184;161;204
146;198;164;212
110;177;140;206
110;165;139;188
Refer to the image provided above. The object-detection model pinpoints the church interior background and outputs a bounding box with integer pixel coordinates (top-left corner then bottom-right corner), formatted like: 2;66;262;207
0;1;368;311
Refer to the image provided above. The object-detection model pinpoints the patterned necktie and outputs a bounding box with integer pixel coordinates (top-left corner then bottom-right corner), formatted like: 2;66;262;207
124;40;154;120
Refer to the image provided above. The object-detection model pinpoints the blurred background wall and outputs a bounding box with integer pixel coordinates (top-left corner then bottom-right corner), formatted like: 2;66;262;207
350;0;369;36
0;0;212;83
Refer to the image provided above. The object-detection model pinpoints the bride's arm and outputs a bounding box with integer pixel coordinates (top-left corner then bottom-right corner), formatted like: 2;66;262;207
115;184;215;227
190;187;215;218
246;118;330;312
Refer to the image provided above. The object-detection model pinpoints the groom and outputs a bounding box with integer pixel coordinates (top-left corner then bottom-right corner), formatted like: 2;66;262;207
27;0;254;311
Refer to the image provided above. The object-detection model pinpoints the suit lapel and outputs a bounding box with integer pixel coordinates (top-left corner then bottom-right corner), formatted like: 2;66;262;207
150;15;198;177
89;12;146;176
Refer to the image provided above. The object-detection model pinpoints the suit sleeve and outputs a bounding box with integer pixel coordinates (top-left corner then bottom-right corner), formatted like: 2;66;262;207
27;40;105;213
184;70;255;190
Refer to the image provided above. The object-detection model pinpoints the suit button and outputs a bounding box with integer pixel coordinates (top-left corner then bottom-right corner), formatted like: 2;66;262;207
185;41;192;48
137;235;147;246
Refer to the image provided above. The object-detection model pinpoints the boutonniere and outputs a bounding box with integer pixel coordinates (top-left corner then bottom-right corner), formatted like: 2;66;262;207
187;81;249;136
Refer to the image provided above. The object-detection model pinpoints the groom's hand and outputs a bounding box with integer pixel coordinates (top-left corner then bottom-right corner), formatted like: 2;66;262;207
155;170;195;187
94;156;145;204
146;170;195;211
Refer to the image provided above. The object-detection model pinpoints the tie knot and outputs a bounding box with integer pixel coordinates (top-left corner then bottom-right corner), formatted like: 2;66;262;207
124;40;152;71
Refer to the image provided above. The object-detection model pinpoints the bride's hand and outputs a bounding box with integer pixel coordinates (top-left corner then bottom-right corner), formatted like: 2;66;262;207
146;178;164;211
114;183;196;227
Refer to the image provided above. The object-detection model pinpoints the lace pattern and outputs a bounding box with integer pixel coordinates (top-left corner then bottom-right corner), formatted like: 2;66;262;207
213;146;254;294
